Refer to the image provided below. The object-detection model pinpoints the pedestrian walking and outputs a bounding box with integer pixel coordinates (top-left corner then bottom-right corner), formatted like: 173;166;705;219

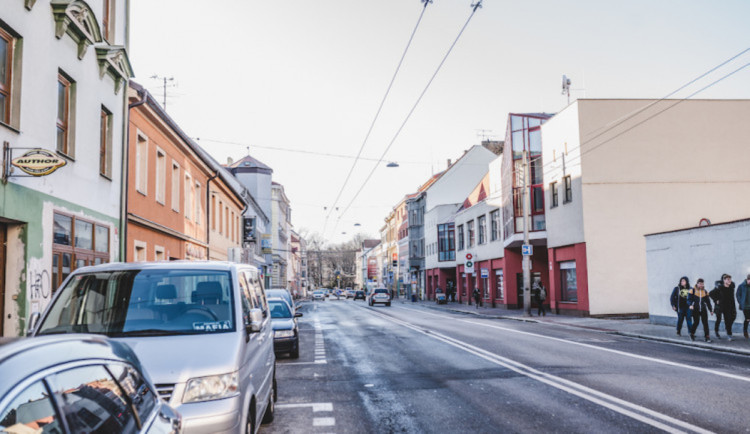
532;279;547;316
670;276;693;336
688;278;713;342
473;287;481;308
735;273;750;339
709;274;737;340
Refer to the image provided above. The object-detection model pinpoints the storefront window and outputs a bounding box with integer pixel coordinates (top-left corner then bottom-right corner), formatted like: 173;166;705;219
53;214;72;245
495;269;504;300
74;220;93;250
560;261;577;302
52;213;109;289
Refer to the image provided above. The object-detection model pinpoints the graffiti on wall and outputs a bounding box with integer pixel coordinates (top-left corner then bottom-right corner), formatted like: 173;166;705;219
27;258;52;316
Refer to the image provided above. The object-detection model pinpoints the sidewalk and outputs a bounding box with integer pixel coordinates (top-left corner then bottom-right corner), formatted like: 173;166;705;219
395;298;750;356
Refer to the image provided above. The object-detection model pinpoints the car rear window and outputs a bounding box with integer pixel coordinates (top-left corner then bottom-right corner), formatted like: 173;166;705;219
374;289;388;294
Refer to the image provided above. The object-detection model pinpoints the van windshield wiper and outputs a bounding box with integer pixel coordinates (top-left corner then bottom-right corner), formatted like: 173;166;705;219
110;329;181;337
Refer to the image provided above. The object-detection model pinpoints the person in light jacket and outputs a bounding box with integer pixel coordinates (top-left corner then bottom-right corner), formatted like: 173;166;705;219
688;278;713;342
709;274;737;341
670;276;693;337
735;274;750;339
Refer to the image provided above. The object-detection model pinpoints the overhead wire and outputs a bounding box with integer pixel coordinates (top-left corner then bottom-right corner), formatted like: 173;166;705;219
333;1;485;233
323;0;434;236
542;47;750;172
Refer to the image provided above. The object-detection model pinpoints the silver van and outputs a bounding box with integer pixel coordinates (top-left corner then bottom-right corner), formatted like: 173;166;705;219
31;261;276;434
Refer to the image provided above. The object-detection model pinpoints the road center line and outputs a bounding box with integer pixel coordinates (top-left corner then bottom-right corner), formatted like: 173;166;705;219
395;305;750;383
366;308;712;434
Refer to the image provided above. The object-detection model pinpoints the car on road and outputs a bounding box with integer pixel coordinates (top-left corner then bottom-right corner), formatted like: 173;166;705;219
345;288;355;298
267;288;295;312
368;288;391;307
31;261;277;434
0;334;182;434
353;290;366;301
268;298;302;358
312;290;326;301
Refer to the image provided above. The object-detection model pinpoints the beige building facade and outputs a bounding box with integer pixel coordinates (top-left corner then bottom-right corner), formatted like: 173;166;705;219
543;99;750;315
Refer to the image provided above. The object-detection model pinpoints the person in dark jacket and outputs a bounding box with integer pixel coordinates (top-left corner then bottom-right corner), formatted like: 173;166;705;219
688;278;713;342
709;274;737;340
735;274;750;339
473;287;481;309
670;276;693;336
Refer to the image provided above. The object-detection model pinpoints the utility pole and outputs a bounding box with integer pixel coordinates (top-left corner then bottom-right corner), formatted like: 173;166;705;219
522;149;532;316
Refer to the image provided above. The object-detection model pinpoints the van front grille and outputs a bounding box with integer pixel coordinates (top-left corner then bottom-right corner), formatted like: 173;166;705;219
155;383;175;403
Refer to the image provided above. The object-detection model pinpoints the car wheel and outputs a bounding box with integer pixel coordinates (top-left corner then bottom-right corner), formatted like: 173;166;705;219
262;380;275;424
386;302;391;307
291;340;299;359
246;400;256;434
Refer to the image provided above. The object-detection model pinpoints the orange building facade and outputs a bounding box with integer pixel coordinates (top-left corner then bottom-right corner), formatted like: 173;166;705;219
126;82;245;262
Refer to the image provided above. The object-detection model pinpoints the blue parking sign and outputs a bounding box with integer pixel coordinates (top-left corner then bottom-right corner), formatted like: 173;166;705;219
522;244;533;256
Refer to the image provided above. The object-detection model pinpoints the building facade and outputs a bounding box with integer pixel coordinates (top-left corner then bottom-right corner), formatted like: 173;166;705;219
1;1;132;336
543;99;750;315
271;182;291;288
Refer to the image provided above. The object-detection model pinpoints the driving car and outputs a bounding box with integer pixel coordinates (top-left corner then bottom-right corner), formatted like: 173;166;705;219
268;298;302;358
312;290;326;301
31;261;276;434
267;288;295;312
353;290;366;301
344;288;355;299
0;334;182;433
368;288;391;307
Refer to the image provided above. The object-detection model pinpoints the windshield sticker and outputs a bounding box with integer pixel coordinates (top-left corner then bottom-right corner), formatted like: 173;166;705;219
193;321;231;331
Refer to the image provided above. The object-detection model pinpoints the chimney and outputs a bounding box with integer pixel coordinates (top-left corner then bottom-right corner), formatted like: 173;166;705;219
447;159;452;168
227;157;234;165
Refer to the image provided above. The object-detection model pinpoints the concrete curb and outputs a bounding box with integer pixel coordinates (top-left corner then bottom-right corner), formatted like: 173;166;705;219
612;331;750;357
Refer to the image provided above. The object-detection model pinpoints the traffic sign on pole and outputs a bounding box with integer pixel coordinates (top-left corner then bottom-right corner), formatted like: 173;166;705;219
522;244;533;256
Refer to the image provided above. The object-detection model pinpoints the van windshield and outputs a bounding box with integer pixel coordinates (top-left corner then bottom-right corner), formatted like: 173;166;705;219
36;269;235;337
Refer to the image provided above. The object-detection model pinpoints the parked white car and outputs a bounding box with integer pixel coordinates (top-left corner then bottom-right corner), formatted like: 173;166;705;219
368;288;391;307
31;261;276;434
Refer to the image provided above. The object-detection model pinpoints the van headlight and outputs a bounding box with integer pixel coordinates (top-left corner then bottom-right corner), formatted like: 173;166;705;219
274;330;295;338
183;372;239;403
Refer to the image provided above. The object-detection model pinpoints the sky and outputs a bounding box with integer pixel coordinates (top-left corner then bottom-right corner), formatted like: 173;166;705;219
129;0;750;244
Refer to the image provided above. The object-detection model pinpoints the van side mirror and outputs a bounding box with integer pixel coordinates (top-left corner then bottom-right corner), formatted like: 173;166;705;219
294;312;303;318
245;309;264;334
27;312;41;336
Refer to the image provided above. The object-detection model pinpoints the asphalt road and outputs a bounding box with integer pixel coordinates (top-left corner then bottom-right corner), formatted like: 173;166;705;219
261;298;750;433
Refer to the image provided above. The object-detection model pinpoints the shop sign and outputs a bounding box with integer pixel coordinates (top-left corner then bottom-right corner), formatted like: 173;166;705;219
185;243;206;260
11;149;67;176
261;234;272;254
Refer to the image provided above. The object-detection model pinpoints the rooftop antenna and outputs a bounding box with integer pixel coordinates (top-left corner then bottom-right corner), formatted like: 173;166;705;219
562;75;572;105
150;75;176;111
476;129;496;142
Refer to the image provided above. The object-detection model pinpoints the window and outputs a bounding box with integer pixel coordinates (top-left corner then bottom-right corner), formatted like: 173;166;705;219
156;149;166;204
195;182;202;225
48;365;138;433
495;269;504;300
102;0;113;42
0;28;14;125
564;175;572;203
135;133;147;194
56;73;72;155
467;220;475;248
155;245;165;261
52;212;109;289
134;240;146;261
218;201;223;234
225;206;229;237
171;162;180;211
437;223;455;262
560;261;577;302
0;381;60;432
99;106;112;177
184;173;192;220
478;215;487;244
550;181;558;208
490;210;500;241
211;194;216;230
231;211;235;241
457;224;464;251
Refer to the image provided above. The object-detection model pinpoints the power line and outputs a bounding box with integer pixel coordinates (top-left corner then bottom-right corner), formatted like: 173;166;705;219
542;47;750;172
323;0;434;236
333;0;484;232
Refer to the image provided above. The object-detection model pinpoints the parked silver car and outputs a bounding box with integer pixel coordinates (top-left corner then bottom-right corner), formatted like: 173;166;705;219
31;261;276;434
0;334;181;433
